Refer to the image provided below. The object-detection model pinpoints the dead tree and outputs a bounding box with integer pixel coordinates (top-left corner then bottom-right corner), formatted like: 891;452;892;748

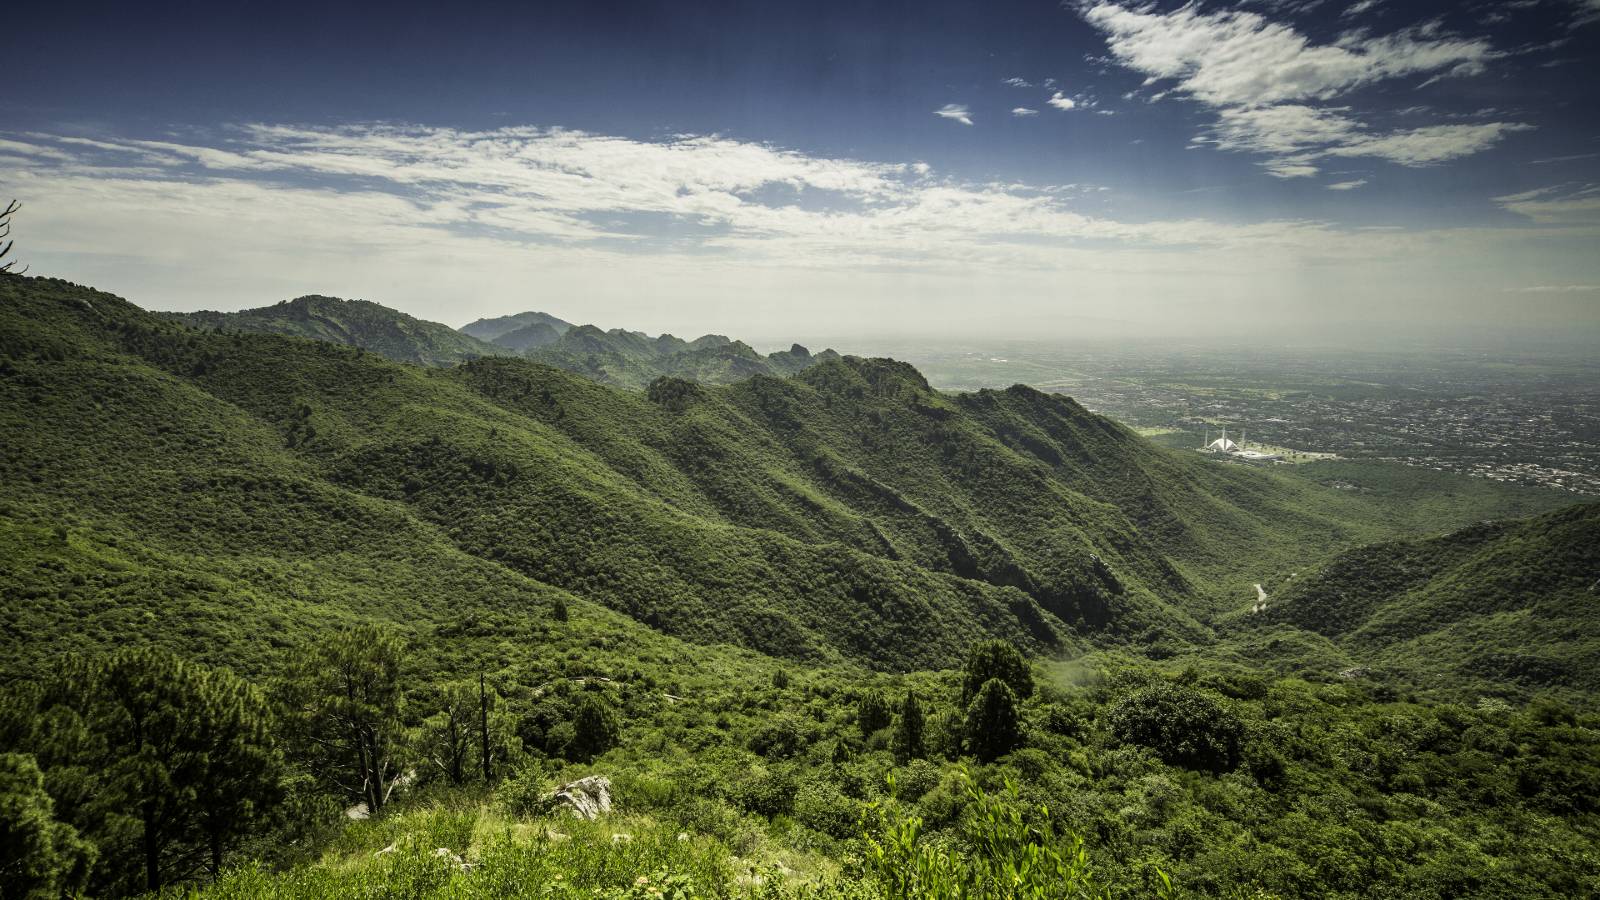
0;200;24;275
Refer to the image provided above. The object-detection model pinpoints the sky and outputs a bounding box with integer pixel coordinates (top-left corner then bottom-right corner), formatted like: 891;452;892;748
4;0;1600;345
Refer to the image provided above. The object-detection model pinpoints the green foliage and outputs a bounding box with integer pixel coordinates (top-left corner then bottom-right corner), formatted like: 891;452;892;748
857;692;892;740
279;626;407;816
890;692;924;764
1106;680;1244;773
0;649;283;894
862;771;1123;900
964;680;1022;763
961;640;1034;706
0;753;94;899
568;694;621;762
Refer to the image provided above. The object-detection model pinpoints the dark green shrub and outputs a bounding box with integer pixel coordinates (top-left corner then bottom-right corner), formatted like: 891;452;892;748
1107;681;1244;773
961;640;1034;706
965;678;1022;763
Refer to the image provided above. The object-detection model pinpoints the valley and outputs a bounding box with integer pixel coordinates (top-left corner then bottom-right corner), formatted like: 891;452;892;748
1;277;1596;898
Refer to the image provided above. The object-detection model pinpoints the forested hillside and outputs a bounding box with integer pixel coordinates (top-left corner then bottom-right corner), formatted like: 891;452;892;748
162;295;501;366
1232;501;1600;696
12;277;1575;674
510;323;839;388
3;276;1597;899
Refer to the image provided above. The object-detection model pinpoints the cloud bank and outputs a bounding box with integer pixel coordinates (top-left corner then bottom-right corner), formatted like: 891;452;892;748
1;125;1594;338
1078;2;1529;178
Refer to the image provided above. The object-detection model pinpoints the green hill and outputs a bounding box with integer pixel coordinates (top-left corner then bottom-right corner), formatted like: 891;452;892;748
460;310;574;343
163;295;503;366
4;277;1578;677
517;324;842;389
1232;501;1600;697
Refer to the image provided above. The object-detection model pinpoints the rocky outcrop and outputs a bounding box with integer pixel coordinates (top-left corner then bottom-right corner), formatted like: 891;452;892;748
542;775;612;820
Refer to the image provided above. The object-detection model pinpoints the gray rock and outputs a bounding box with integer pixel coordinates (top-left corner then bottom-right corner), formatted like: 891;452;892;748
542;775;612;820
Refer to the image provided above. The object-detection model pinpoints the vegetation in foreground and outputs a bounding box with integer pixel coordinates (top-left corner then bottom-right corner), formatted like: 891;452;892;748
5;635;1598;899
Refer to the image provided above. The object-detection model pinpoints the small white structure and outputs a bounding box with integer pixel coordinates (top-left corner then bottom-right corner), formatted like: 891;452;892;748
1199;426;1281;464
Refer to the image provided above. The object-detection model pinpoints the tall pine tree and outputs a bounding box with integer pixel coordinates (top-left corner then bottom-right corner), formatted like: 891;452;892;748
892;691;925;763
280;626;407;818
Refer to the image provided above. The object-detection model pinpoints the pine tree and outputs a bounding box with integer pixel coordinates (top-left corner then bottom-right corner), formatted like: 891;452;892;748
0;753;94;899
281;625;407;818
960;640;1034;707
567;694;620;761
892;691;925;763
6;649;283;894
420;682;477;786
965;678;1022;763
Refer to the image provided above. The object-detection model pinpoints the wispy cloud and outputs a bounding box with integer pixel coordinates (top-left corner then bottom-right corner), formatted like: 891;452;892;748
934;104;974;125
1494;183;1600;224
1532;151;1600;164
1012;107;1039;117
1077;2;1524;177
1506;283;1600;292
1327;179;1369;190
1002;77;1033;87
1342;0;1383;19
5;125;1595;335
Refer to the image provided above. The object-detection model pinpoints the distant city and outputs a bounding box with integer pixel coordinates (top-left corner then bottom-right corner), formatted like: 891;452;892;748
850;341;1600;496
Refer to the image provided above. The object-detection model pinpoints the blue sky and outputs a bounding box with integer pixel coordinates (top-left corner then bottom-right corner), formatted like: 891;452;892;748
5;0;1599;343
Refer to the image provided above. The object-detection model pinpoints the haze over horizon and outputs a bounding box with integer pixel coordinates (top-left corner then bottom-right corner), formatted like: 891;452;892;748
6;0;1599;346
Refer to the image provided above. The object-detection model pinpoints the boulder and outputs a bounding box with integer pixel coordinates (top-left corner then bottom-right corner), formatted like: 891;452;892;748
542;775;612;820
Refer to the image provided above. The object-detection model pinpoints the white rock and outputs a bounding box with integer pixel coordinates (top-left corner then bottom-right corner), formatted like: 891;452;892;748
541;775;613;821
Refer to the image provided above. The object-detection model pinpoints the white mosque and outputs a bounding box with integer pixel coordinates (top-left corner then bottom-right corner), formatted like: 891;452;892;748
1198;426;1282;464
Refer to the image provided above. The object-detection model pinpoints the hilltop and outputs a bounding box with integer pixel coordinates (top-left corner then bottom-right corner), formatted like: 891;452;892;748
162;295;502;366
165;296;842;389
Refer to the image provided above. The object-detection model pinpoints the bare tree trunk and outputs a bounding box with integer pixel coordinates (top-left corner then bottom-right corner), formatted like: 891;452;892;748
143;800;162;893
480;673;493;784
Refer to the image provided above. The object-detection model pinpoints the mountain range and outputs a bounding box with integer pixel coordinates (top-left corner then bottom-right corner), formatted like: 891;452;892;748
6;276;1590;693
165;294;840;389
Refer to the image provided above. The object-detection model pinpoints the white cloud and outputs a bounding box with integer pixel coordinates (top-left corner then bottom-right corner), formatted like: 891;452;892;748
934;104;974;125
5;125;1597;338
1078;2;1523;177
1266;161;1321;178
1323;122;1534;166
1082;3;1497;107
1012;107;1039;117
1327;179;1368;190
1342;0;1383;19
1003;77;1033;87
1494;183;1600;224
1046;92;1077;111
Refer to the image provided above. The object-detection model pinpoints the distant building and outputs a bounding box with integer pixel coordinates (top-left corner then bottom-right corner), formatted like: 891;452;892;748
1198;426;1282;464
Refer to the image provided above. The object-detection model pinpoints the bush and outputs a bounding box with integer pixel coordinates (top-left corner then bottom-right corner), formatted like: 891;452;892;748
1106;681;1244;773
961;641;1034;706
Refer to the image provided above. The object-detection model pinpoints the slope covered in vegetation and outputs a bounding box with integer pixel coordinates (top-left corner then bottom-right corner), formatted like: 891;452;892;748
515;324;841;389
3;276;1597;898
162;295;502;366
1235;501;1600;697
